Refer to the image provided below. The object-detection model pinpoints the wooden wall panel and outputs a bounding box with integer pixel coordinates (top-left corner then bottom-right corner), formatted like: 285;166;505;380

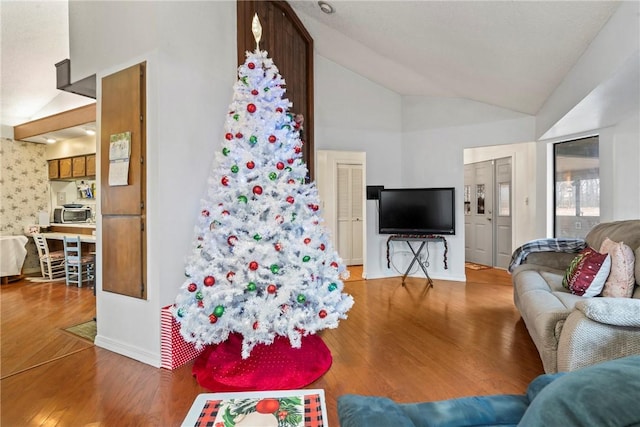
237;0;314;180
101;64;145;216
100;62;147;299
102;216;144;298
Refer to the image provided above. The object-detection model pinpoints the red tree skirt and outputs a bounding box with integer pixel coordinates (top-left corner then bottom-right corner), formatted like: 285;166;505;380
192;333;332;391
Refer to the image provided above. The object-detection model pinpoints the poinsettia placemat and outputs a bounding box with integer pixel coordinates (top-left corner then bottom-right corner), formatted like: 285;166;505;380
181;389;327;427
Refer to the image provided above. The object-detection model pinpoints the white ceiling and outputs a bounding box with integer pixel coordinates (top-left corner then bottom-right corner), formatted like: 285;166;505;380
0;0;622;137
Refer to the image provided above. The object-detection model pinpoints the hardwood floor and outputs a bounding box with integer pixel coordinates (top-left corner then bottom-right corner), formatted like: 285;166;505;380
1;268;543;426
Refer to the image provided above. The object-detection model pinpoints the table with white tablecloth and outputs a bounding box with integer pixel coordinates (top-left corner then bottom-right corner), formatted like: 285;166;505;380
0;235;29;282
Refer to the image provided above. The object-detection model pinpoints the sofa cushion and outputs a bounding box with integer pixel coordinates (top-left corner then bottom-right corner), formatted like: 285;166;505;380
562;248;611;297
518;355;640;426
600;238;636;298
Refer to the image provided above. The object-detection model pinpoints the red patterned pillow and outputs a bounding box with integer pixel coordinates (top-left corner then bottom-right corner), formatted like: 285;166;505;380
562;247;611;297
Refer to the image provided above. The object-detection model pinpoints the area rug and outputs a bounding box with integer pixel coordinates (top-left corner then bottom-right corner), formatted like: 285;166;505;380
465;262;491;270
64;320;97;342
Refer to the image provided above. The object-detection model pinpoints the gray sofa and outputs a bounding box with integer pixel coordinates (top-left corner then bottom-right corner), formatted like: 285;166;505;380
511;220;640;373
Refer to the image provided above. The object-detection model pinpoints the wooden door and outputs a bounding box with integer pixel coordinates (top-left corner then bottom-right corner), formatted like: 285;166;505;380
48;160;59;179
101;62;146;299
237;0;314;180
86;154;96;176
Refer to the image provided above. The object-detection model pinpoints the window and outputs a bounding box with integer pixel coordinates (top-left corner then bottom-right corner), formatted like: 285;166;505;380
554;136;600;238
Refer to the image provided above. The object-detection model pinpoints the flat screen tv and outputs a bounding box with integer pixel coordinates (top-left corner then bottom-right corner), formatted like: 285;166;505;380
378;188;455;235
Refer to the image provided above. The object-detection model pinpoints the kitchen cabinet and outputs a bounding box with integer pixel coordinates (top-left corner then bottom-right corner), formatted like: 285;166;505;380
48;160;59;179
86;154;96;177
48;154;96;180
72;156;86;178
59;158;72;179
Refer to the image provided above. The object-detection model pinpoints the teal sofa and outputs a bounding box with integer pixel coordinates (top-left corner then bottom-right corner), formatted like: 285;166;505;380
338;355;640;427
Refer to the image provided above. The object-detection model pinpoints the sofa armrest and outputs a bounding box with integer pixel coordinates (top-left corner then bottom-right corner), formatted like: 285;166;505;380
557;307;640;372
575;298;640;327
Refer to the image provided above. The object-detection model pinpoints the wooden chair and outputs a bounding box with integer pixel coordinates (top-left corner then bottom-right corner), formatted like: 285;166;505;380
33;234;66;280
63;236;95;288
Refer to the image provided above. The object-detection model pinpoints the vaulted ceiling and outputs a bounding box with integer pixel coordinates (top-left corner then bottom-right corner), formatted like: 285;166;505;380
1;1;623;130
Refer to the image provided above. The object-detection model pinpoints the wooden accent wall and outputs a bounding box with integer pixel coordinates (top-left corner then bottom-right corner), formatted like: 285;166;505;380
100;63;147;299
237;0;315;180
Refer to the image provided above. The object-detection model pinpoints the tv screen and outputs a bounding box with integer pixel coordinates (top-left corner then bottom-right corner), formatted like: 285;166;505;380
378;188;455;235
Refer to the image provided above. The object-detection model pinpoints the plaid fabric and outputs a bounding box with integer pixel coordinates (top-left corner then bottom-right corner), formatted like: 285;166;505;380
304;394;324;427
508;238;586;272
196;400;221;427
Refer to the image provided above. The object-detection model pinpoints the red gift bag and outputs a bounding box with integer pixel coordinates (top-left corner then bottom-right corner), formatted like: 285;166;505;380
160;305;205;370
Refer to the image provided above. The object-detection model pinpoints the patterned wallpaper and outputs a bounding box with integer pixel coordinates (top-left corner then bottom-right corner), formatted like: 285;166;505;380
1;137;50;273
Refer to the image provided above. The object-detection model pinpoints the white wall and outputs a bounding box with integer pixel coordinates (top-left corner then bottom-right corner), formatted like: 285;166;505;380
401;97;536;280
70;1;236;366
313;55;403;279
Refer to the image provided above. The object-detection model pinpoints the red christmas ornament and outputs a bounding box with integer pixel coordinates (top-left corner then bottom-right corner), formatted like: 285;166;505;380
275;215;284;224
308;204;319;211
226;271;235;281
267;284;277;294
225;133;233;140
294;146;302;154
248;62;255;69
287;158;294;164
247;103;257;113
187;283;197;292
276;107;283;113
201;209;210;217
253;321;259;330
249;261;259;271
286;196;295;204
319;309;328;319
251;89;259;95
274;242;283;251
221;210;230;216
304;238;311;245
209;314;218;323
198;300;204;308
246;161;255;169
227;235;237;246
319;243;326;251
221;176;229;186
276;162;285;170
268;135;277;143
288;179;295;184
235;132;243;139
331;262;339;268
253;185;263;195
203;276;215;287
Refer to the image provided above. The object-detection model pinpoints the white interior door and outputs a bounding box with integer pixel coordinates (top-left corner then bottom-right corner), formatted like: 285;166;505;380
495;157;512;269
468;160;494;266
337;164;363;265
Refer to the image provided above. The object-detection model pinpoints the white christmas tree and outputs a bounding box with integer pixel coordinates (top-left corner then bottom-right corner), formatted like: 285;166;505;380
173;20;353;360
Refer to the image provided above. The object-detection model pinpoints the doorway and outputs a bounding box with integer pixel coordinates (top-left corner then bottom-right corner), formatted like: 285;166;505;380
316;151;366;276
464;157;512;269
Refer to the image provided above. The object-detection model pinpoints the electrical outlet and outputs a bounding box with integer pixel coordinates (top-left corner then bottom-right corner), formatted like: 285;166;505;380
57;192;66;204
575;222;582;230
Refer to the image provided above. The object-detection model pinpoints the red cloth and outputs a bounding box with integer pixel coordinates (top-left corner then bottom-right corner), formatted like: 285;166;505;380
192;333;332;391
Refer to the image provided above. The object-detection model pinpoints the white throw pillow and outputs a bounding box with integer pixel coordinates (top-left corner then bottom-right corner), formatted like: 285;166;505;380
600;238;636;298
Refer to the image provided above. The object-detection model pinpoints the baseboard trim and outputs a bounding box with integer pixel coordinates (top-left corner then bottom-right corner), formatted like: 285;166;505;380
94;334;161;368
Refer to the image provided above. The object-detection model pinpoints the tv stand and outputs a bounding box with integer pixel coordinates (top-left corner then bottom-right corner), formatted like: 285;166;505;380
386;235;448;287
